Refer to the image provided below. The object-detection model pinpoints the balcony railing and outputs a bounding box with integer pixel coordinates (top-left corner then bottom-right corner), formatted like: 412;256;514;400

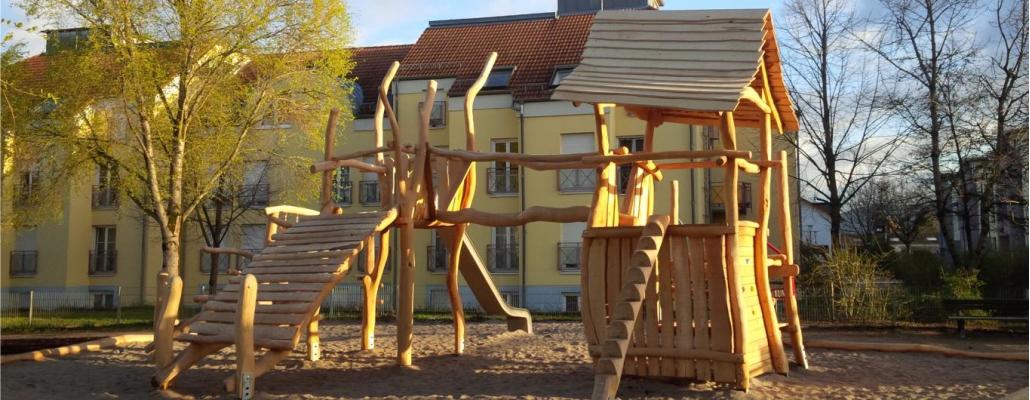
13;184;37;208
89;250;117;275
92;185;119;209
487;244;518;273
486;168;518;195
240;183;270;208
426;245;449;273
359;180;380;205
557;242;582;272
333;180;353;206
9;251;38;277
557;169;596;193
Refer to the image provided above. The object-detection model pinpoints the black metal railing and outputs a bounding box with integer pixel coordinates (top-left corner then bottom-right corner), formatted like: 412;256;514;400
88;250;117;275
426;245;449;273
557;169;596;193
359;180;380;205
487;244;518;273
557;242;581;272
240;183;270;207
333;180;353;206
486;167;518;195
92;185;118;209
9;251;38;276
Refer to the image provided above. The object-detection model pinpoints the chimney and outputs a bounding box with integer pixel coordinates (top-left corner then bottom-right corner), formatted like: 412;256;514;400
557;0;662;16
44;28;91;54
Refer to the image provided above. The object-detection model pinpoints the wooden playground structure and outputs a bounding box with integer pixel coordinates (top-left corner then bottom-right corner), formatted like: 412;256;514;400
145;9;809;400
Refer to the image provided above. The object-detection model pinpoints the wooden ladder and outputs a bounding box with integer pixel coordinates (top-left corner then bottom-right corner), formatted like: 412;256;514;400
592;215;670;400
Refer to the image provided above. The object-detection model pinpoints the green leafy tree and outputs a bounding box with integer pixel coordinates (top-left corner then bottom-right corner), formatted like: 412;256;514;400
8;0;354;285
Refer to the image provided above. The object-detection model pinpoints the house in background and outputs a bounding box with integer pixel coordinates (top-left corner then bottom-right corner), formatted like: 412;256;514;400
799;199;832;249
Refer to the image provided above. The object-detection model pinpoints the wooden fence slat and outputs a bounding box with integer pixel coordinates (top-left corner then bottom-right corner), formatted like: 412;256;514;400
688;237;711;380
673;235;695;378
619;238;637;376
658;241;676;376
589;238;609;344
645;258;660;375
706;236;735;382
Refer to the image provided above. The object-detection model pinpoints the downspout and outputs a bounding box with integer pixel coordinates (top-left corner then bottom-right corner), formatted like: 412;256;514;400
139;213;147;305
516;102;527;308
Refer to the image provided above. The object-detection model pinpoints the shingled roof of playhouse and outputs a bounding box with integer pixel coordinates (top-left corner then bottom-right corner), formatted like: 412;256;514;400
552;9;798;133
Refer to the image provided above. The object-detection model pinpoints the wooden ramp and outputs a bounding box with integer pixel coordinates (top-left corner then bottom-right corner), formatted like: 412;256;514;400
154;209;397;388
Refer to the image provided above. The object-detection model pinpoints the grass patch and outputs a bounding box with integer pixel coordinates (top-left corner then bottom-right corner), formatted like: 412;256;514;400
1;307;155;334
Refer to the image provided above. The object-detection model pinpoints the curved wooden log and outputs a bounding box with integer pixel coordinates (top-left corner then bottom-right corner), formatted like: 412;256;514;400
310;159;387;174
266;215;294;229
1;334;154;364
263;205;319;217
736;158;761;174
319;109;341;212
787;339;1028;362
436;206;590;227
332;146;392;162
739;86;772;114
582;149;752;165
201;247;254;258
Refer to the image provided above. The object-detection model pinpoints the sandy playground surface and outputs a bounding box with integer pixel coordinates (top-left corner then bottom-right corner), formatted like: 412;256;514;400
1;321;1027;399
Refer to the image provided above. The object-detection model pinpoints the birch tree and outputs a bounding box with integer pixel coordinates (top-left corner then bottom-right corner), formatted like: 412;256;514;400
779;0;897;245
10;0;354;283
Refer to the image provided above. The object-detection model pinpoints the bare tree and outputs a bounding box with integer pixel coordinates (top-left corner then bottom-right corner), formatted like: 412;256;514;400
861;0;981;266
779;0;897;245
880;179;935;252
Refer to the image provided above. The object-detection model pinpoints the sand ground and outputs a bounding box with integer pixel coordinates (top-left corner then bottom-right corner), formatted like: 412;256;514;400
1;321;1026;399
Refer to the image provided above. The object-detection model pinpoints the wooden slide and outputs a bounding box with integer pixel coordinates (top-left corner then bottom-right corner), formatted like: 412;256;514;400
152;209;397;389
438;228;532;333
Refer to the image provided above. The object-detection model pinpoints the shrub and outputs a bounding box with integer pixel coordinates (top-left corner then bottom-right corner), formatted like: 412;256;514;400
806;247;905;321
941;268;984;299
883;249;946;290
977;250;1029;298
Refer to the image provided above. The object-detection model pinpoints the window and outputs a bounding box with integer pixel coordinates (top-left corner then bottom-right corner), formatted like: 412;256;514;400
558;133;596;193
333;167;352;206
484;67;514;89
617;136;645;194
237;224;266;270
709;182;753;218
488;227;519;273
91;291;116;309
15;165;40;207
90;226;117;275
10;228;38;277
242;161;270;208
359;157;380;205
426;231;449;273
93;163;118;209
487;139;519;195
418;100;446;128
558;222;585;272
563;293;580;313
200;252;230;273
550;66;575;86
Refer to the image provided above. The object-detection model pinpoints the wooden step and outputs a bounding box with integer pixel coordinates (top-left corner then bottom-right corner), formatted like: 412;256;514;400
263;241;360;254
242;264;342;275
221;282;326;292
188;321;297;341
228;272;337;284
178;331;294;350
211;290;320;303
203;301;312;314
251;250;350;261
193;310;308;326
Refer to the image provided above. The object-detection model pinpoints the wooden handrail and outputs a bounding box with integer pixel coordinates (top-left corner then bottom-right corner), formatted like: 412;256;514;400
582;149;751;164
263;205;319;216
436;206;590;227
201;246;254;259
331;146;392;162
310;159;387;174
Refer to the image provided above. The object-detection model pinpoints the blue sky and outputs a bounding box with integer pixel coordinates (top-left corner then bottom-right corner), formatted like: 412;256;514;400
1;0;776;55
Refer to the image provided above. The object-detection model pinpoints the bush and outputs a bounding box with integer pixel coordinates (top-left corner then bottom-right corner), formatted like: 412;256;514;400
883;249;945;290
806;247;905;321
941;268;984;299
977;250;1029;298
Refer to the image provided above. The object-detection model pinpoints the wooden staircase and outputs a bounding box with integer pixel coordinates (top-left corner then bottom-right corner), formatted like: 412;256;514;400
592;215;670;400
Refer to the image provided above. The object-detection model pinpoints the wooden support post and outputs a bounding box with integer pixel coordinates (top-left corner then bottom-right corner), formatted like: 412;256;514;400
589;103;618;228
320;109;341;214
155;275;182;369
361;231;390;350
720;112;750;391
777;150;808;368
223;350;292;393
756;113;789;374
671;180;680;224
447;225;467;354
235;274;258;400
306;307;321;362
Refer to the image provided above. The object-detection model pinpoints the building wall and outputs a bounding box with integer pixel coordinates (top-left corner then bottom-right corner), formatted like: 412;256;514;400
799;201;832;248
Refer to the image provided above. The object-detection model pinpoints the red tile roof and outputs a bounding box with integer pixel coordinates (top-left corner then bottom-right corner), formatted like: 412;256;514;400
349;44;413;116
398;14;594;102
